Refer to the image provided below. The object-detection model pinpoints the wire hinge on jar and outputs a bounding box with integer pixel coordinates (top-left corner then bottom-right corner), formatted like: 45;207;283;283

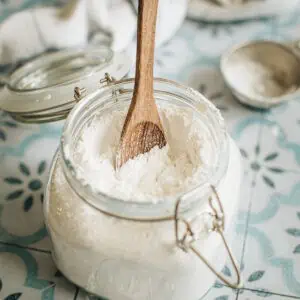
100;72;132;100
74;87;87;102
174;185;243;290
100;73;116;85
101;72;123;100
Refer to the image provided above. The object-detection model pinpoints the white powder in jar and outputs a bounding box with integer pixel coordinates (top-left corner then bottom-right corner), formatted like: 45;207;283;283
74;105;215;203
45;100;243;299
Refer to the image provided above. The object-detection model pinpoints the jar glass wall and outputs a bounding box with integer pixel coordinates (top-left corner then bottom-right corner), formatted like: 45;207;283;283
44;78;242;300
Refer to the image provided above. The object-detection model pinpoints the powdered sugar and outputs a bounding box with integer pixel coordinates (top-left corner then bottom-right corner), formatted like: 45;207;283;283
74;105;215;202
225;58;297;99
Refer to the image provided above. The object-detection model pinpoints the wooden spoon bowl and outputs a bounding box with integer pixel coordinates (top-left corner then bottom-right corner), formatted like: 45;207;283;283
116;0;166;168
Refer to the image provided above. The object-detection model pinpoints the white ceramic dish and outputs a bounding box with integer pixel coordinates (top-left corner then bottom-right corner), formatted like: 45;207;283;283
188;0;300;22
220;40;300;109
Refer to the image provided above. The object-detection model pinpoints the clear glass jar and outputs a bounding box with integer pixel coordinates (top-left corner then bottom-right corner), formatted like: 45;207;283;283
44;78;242;300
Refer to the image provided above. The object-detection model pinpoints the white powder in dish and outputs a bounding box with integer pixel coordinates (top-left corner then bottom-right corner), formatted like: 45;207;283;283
225;59;297;99
215;0;244;7
74;105;215;203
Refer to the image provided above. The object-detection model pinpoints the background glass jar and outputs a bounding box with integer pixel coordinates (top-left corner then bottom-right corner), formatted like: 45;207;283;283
44;78;243;300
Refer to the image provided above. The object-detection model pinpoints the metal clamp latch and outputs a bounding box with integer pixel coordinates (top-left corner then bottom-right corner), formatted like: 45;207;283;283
73;72;115;103
74;87;87;102
174;185;243;289
100;73;116;86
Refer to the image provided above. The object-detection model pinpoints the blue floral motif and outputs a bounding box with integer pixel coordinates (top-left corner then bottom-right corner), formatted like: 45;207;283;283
0;112;17;142
240;144;285;189
4;293;22;300
0;244;54;299
4;161;46;211
286;212;300;255
0;123;62;163
248;270;265;282
189;19;234;38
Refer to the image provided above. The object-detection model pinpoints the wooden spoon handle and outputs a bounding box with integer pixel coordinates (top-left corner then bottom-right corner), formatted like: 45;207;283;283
134;0;159;101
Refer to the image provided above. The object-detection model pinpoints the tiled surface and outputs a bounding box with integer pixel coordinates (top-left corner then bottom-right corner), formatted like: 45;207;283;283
1;1;300;300
0;243;75;300
201;285;238;300
238;290;300;299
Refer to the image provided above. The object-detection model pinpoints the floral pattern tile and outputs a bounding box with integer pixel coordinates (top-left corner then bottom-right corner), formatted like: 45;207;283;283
0;113;46;158
217;117;262;290
4;160;46;212
239;122;300;297
2;1;300;299
0;243;76;300
0;134;61;251
200;285;238;300
0;111;18;141
264;99;300;168
76;290;107;300
78;286;238;300
240;173;300;297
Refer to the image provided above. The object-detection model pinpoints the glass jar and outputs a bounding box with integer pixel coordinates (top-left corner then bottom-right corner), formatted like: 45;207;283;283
44;77;243;300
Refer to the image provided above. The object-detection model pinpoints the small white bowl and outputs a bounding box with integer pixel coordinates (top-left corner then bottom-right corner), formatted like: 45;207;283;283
187;0;300;22
220;40;300;109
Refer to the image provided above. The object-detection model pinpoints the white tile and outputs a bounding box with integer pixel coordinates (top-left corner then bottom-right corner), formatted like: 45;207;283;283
220;113;262;287
263;101;300;172
77;289;107;300
0;243;76;300
241;147;300;297
201;285;238;300
77;286;238;300
0;136;61;251
238;289;300;300
183;66;263;134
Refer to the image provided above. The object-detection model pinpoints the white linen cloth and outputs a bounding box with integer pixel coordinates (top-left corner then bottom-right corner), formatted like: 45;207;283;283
0;0;188;66
188;0;300;22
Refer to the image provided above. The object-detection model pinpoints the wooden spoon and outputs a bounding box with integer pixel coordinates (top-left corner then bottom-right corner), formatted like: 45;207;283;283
116;0;166;168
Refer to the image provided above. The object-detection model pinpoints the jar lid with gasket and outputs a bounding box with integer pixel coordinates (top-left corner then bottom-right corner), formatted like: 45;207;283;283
0;46;131;123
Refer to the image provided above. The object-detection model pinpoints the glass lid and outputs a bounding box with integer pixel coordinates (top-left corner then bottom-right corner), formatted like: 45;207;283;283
9;47;113;92
0;47;132;116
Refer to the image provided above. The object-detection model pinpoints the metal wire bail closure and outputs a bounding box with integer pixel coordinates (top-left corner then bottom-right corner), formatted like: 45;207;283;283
174;185;243;289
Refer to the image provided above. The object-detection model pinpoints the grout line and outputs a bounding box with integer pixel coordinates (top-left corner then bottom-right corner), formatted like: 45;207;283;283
217;284;300;299
199;286;213;300
283;169;300;174
73;287;79;300
0;241;51;254
241;287;300;299
238;112;264;269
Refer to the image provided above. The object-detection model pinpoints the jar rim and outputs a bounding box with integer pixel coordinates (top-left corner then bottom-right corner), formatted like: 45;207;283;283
60;77;229;220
